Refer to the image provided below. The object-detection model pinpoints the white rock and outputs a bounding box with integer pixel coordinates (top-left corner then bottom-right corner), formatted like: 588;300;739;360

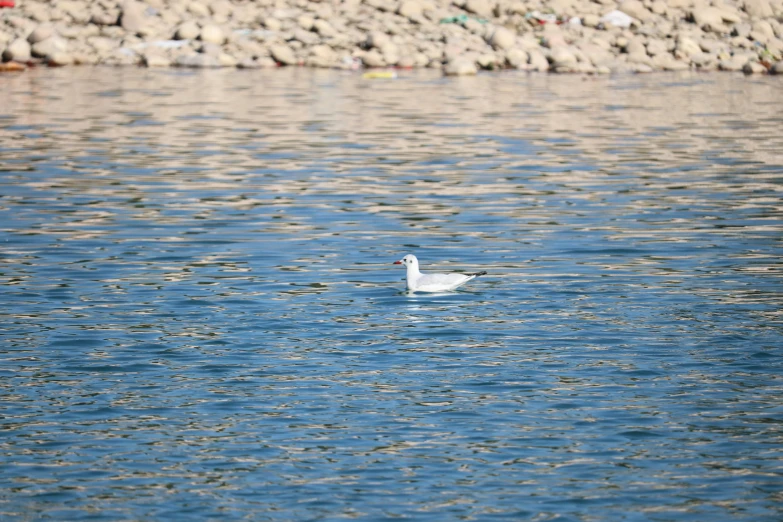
444;57;478;75
743;0;774;18
199;24;225;44
27;25;55;44
175;21;200;40
398;0;423;19
505;47;528;68
3;38;32;62
528;49;550;71
120;1;147;33
550;47;577;67
618;0;651;21
270;44;297;65
743;60;767;74
463;0;494;19
32;37;68;58
488;26;515;50
361;49;385;67
143;53;170;67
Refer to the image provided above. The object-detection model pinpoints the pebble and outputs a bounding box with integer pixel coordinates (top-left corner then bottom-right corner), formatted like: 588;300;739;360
0;0;779;75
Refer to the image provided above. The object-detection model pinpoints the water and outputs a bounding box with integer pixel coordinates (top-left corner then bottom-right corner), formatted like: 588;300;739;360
1;68;781;521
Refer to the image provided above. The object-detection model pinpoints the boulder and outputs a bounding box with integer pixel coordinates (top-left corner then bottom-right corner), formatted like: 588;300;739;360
444;57;478;75
199;24;225;44
270;44;297;65
3;38;32;62
120;1;147;33
488;26;515;50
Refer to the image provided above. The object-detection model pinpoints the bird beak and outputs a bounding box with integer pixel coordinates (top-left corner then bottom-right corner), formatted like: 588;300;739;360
393;260;402;265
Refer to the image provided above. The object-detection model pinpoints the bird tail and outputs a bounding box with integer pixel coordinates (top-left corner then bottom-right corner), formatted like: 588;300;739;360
470;271;487;277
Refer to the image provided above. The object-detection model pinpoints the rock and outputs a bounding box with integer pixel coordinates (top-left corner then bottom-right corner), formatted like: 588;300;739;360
27;25;55;44
175;21;200;40
719;54;753;70
732;24;752;38
3;38;32;62
488;26;515;50
619;0;652;21
32;37;68;58
361;49;385;67
46;51;72;66
743;0;774;18
690;8;727;31
263;18;282;31
91;11;119;26
444;57;478;75
650;1;668;15
175;54;221;68
582;14;600;28
120;1;147;33
313;20;336;38
770;61;783;74
199;24;224;44
397;0;423;19
528;49;550;71
366;31;391;50
476;53;499;69
743;60;767;73
143;53;170;67
646;39;668;56
676;36;703;57
463;0;494;19
505;47;528;68
270;44;297;65
549;46;578;67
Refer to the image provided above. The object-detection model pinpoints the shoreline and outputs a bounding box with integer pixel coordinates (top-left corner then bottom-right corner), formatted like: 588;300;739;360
1;0;782;75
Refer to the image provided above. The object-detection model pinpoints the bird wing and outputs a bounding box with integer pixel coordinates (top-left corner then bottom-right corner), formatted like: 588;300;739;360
414;272;472;291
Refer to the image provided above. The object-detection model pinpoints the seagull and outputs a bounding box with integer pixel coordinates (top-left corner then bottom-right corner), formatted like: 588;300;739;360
394;254;487;293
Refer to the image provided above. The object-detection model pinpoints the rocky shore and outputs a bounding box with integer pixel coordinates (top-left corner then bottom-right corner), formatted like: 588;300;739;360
1;0;783;75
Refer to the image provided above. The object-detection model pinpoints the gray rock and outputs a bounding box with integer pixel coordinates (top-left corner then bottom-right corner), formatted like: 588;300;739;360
270;44;297;65
3;38;32;62
770;61;783;74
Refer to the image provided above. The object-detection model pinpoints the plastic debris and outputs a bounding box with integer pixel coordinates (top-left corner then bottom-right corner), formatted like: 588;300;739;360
362;71;398;79
600;10;635;28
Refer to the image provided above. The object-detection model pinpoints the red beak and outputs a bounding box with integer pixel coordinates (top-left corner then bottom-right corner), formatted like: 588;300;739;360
393;260;402;264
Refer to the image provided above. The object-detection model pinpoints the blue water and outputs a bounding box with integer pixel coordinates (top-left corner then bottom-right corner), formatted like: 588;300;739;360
1;68;782;521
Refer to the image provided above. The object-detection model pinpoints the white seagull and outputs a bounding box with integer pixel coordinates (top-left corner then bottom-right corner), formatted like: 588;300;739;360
394;254;487;293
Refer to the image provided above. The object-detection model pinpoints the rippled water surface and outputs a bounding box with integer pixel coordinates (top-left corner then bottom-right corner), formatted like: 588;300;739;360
1;68;782;520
